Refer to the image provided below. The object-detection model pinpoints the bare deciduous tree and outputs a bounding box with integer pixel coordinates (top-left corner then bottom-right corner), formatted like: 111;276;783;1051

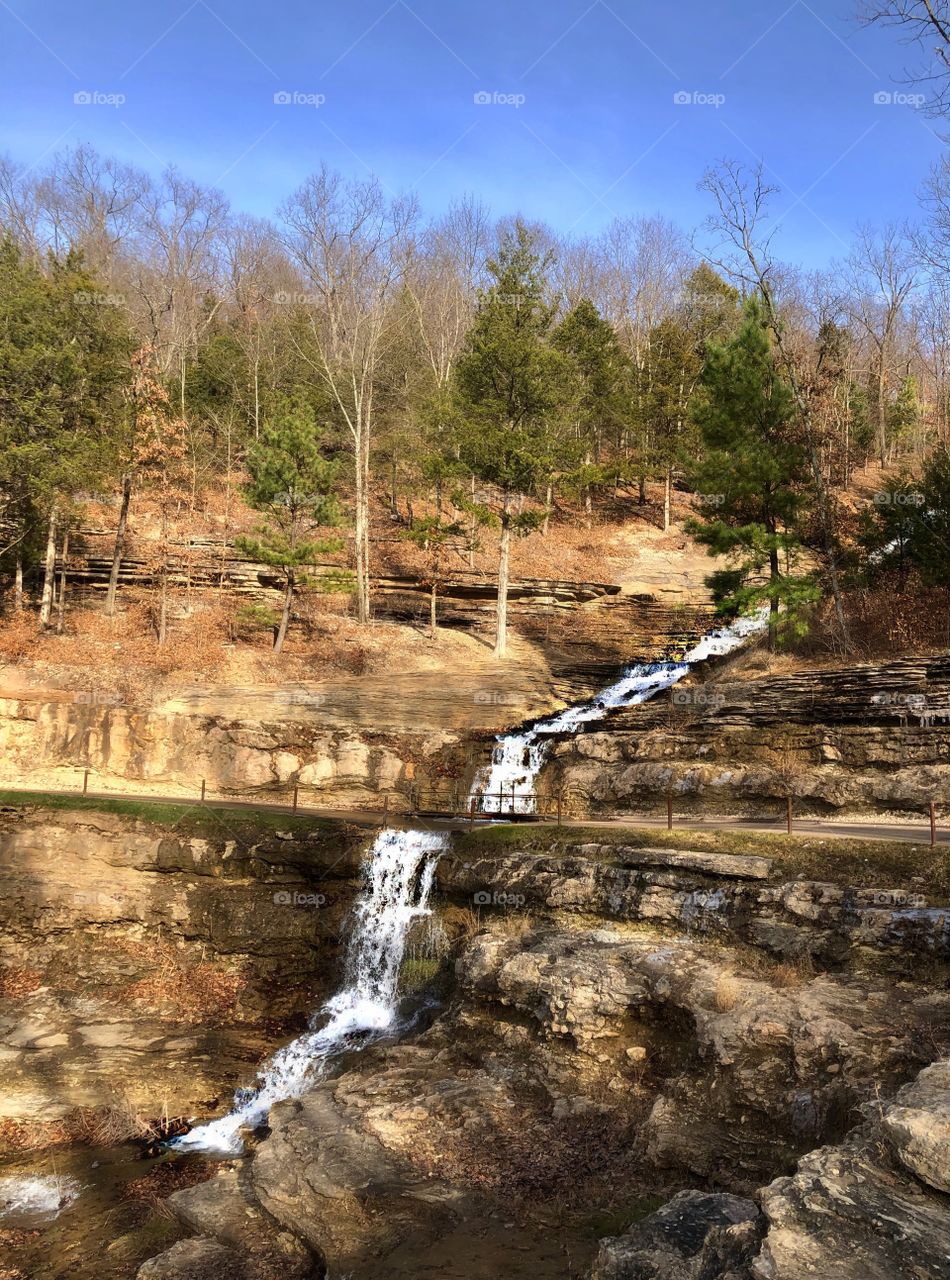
861;1;950;114
280;166;418;624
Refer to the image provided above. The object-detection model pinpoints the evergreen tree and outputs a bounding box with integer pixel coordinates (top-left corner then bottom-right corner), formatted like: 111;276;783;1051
236;401;343;654
688;296;816;650
0;238;131;619
454;222;571;657
553;299;631;517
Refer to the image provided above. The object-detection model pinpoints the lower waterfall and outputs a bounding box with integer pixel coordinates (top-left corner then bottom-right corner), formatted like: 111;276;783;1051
175;827;446;1154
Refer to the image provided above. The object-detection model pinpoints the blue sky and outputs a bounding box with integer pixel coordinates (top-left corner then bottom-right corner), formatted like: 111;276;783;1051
0;0;944;266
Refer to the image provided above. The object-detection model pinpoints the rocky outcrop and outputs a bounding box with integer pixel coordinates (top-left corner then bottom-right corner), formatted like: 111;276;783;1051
880;1057;950;1195
437;843;950;966
590;1191;763;1280
546;654;950;817
455;924;950;1179
591;1065;950;1280
752;1115;950;1280
0;695;456;808
0;809;362;1124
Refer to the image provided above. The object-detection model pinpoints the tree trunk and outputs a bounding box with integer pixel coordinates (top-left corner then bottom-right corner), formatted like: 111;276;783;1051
354;424;371;624
274;573;294;655
469;474;477;568
542;483;553;536
157;572;169;646
14;545;23;611
430;580;437;639
638;474;647;506
39;506;57;627
56;530;69;634
494;498;511;659
663;466;672;532
106;473;133;617
768;543;780;653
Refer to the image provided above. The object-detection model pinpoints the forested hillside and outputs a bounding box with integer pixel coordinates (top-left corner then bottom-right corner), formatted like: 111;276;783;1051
2;147;949;683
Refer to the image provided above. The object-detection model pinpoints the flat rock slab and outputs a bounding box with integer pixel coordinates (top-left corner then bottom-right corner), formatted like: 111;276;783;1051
137;1236;251;1279
579;843;773;881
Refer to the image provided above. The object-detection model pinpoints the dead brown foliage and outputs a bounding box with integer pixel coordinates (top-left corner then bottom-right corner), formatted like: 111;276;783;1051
0;614;40;662
0;967;42;999
120;939;246;1022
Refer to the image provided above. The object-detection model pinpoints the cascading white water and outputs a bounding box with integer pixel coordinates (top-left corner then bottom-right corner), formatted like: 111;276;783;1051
475;611;768;814
175;827;446;1155
173;613;765;1153
0;1174;81;1223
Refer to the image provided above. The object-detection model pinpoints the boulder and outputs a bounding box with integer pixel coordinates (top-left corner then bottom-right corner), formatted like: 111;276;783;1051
590;1190;762;1279
880;1058;950;1194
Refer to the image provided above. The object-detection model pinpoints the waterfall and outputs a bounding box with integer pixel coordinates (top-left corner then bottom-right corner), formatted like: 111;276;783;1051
475;610;767;814
175;827;446;1155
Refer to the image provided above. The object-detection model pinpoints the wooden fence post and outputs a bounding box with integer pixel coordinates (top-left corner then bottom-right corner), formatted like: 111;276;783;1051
786;795;793;835
931;800;937;848
469;797;476;827
201;778;206;802
557;792;562;827
666;791;673;831
292;784;298;814
83;769;89;795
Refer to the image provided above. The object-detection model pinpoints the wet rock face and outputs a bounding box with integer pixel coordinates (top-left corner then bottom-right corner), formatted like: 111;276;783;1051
546;654;950;817
590;1191;763;1280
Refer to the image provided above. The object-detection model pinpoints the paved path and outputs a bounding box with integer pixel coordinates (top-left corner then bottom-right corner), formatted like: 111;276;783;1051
1;786;945;844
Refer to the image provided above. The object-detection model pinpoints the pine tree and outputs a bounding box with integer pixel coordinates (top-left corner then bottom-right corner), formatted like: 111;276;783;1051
0;239;131;620
688;296;816;650
552;299;631;518
236;401;342;654
454;222;571;657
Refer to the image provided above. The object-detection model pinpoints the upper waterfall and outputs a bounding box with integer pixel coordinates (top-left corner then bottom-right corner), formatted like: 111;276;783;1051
474;611;767;814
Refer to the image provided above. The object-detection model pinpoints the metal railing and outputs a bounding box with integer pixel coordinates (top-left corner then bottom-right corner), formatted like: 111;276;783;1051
6;769;946;845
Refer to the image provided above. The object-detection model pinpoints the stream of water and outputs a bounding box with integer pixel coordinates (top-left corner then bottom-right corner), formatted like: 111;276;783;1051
0;610;766;1196
474;610;768;813
174;827;446;1155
